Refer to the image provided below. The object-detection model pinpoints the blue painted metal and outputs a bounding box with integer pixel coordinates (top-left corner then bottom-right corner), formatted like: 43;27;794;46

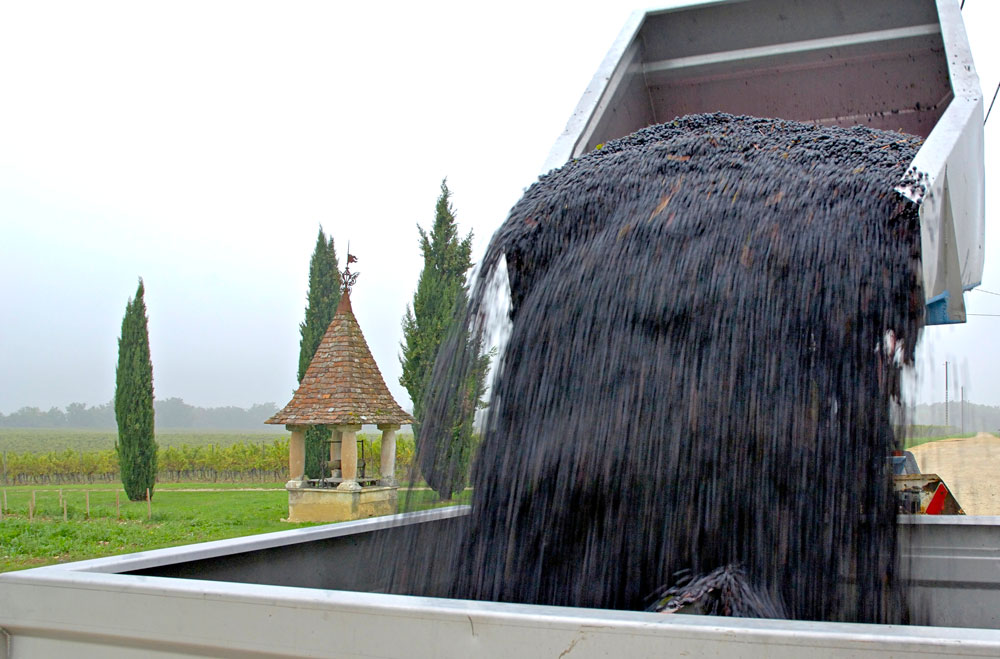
926;291;959;325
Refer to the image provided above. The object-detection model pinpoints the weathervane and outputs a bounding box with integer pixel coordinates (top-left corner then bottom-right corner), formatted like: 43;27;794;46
341;247;359;295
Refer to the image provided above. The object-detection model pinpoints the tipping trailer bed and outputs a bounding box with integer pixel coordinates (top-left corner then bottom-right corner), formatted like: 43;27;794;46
545;0;984;324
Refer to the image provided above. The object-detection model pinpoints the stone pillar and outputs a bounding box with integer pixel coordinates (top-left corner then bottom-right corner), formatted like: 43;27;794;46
336;424;363;491
329;427;342;477
378;424;400;486
286;425;307;488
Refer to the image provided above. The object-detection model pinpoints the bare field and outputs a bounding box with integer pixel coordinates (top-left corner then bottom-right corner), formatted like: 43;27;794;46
908;432;1000;515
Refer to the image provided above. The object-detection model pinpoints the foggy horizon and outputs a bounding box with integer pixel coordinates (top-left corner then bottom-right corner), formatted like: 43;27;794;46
3;1;999;416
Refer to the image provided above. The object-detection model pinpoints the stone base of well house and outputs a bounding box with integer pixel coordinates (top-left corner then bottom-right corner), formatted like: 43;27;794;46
285;486;398;523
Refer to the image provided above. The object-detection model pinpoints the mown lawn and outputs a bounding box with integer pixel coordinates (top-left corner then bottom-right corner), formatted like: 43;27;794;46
0;485;470;573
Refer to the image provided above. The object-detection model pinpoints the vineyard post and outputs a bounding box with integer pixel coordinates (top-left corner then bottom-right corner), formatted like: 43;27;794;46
63;498;67;522
2;450;6;485
146;488;151;519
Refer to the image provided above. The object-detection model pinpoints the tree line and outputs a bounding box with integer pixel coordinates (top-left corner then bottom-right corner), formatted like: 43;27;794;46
908;402;1000;434
0;399;281;430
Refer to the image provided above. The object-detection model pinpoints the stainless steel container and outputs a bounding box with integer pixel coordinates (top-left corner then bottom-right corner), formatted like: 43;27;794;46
1;509;998;657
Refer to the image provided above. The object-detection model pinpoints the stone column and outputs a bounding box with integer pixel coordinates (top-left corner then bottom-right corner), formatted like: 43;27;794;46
336;424;363;491
329;427;343;477
286;425;307;488
378;424;400;486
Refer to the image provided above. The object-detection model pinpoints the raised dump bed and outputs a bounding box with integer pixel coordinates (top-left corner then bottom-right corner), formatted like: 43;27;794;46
545;0;984;324
1;509;999;657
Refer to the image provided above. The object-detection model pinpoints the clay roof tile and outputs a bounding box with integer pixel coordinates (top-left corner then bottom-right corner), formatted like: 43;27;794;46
266;290;413;427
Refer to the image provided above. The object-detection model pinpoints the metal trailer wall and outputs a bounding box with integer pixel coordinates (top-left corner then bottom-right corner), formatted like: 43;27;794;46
544;0;985;324
1;509;999;658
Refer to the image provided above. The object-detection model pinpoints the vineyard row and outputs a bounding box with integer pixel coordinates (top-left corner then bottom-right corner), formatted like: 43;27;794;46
0;435;416;485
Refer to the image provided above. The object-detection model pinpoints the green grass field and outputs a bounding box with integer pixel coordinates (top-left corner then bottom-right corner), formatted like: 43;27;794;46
0;484;469;573
0;428;288;454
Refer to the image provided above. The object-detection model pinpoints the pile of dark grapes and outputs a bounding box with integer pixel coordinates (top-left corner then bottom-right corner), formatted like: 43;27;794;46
407;113;925;624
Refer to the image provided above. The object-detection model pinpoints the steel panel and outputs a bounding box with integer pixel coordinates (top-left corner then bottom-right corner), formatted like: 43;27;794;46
2;510;1000;657
542;0;985;324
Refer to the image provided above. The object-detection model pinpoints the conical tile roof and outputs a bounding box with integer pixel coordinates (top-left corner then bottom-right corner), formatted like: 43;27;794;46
267;291;413;427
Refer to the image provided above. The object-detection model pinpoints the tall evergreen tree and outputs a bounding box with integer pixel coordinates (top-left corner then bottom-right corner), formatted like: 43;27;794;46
115;279;157;501
400;179;489;498
297;227;341;478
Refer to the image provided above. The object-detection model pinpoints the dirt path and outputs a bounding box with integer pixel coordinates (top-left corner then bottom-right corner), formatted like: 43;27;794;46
908;432;1000;515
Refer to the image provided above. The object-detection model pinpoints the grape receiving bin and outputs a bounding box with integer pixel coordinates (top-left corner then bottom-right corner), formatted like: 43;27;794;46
0;509;999;657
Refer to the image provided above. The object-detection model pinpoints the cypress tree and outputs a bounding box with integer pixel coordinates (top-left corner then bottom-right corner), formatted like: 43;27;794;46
298;228;341;478
115;279;157;501
400;179;489;498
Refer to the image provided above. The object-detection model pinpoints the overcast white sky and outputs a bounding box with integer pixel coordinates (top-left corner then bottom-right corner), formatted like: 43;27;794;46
1;0;998;416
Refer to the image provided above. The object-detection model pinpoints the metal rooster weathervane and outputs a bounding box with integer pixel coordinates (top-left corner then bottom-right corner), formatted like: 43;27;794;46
342;249;359;295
